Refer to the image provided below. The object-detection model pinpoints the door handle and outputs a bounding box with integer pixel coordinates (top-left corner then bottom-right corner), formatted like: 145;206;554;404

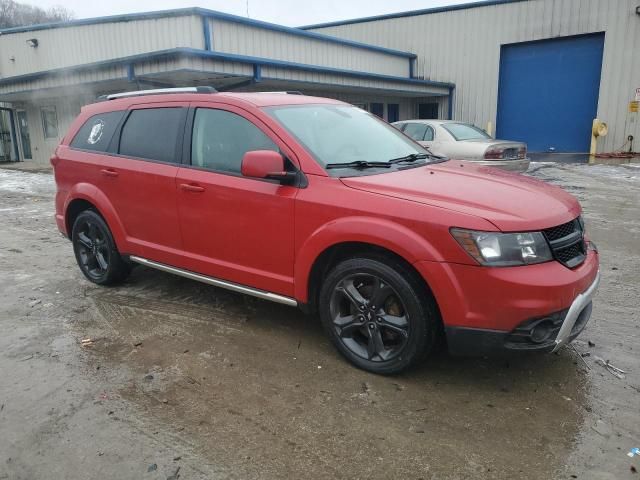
100;168;119;177
180;183;205;193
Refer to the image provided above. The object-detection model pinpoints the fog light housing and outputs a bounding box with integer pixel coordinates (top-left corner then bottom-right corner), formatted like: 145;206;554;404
530;320;555;344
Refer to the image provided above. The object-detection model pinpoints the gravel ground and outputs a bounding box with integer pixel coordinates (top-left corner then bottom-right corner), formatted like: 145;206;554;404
0;162;638;480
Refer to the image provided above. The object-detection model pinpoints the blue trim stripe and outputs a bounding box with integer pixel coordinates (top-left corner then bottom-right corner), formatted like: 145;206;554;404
0;7;417;59
202;16;212;51
0;47;454;90
300;0;530;30
126;64;135;82
448;86;455;120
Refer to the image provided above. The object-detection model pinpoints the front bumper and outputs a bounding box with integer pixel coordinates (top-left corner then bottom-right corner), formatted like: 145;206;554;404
444;270;600;356
466;157;530;173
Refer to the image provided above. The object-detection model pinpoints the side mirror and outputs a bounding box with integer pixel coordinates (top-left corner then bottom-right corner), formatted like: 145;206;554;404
241;150;296;183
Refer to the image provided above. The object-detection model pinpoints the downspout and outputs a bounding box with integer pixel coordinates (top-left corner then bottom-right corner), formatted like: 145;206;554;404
447;85;455;120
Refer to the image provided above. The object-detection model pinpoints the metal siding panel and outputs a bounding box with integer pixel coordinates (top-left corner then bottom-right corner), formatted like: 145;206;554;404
211;18;408;77
310;0;638;153
0;15;201;78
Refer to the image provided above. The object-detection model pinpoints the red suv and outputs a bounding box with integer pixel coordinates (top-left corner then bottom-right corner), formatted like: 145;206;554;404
52;88;600;374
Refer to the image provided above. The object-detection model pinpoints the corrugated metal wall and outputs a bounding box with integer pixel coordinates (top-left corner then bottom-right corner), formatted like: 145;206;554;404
209;18;409;77
0;15;203;78
309;0;640;153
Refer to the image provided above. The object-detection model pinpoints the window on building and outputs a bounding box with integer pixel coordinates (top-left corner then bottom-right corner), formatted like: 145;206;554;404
403;122;429;141
70;111;125;152
191;108;278;174
41;107;59;139
370;103;384;119
418;103;439;119
118;108;185;163
387;104;400;123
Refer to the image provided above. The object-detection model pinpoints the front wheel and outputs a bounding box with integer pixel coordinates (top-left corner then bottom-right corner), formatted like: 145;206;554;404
72;210;130;285
318;257;439;375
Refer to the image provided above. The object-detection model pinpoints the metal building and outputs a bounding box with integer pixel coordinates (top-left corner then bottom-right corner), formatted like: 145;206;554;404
304;0;640;155
0;8;451;164
0;0;638;165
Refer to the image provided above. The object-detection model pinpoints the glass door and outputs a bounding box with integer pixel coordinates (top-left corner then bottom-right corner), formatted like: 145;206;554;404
17;110;32;160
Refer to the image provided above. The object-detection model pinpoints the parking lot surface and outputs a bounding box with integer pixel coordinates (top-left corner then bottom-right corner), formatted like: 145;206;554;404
0;162;638;479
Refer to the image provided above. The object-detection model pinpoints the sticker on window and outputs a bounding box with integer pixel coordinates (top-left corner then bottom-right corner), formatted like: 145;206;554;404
87;120;105;145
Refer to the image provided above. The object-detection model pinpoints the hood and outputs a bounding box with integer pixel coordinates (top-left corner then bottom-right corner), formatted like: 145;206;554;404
340;161;581;231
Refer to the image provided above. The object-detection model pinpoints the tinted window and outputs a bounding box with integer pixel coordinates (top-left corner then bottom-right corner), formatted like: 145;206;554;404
443;123;491;141
70;111;125;152
119;108;185;163
403;123;428;141
191;108;277;173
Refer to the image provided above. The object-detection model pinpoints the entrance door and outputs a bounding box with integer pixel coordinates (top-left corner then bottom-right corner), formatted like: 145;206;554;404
16;111;32;160
496;33;605;152
0;109;17;161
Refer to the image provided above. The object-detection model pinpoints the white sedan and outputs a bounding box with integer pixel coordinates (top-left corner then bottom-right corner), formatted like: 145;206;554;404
392;120;530;173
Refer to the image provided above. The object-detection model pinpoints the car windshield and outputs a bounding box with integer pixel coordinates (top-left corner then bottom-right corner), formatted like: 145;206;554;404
266;104;437;173
442;123;492;141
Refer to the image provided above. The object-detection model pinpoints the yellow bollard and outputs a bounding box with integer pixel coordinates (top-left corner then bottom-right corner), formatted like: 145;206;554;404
589;118;608;163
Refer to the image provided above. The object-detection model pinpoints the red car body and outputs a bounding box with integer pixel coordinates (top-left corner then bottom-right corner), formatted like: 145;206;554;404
52;92;600;359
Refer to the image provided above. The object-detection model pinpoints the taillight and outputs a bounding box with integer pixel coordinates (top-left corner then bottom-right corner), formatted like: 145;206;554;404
484;148;504;159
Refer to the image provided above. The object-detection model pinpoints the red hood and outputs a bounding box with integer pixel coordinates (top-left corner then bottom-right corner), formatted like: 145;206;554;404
340;161;581;231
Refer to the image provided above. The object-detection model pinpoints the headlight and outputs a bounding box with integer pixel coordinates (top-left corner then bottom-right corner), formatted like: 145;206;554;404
451;228;553;266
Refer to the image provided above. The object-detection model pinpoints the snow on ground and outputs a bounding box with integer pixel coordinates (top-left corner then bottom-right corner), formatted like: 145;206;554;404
0;169;56;196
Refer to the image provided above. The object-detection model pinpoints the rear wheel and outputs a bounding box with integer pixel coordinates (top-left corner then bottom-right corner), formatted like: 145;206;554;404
72;210;130;285
318;257;438;374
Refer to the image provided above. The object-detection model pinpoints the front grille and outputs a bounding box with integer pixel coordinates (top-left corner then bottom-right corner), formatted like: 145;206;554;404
543;217;586;268
544;219;579;241
555;242;586;264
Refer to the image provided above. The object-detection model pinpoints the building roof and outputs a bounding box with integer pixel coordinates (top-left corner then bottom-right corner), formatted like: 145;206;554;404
300;0;530;30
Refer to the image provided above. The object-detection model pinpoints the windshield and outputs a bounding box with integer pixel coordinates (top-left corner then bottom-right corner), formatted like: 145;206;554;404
266;104;433;172
442;123;492;141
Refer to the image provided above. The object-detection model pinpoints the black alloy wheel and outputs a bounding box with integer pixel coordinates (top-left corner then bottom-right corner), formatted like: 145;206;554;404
319;257;438;374
330;273;409;362
72;210;130;285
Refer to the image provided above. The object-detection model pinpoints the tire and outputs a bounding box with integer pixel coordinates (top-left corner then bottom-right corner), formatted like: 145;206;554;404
71;210;130;285
318;256;439;375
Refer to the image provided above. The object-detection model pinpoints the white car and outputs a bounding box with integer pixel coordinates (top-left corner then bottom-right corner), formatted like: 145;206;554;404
392;120;530;173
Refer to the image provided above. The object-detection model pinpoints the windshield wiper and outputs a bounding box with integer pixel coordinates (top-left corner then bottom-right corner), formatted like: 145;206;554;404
325;160;392;170
387;153;432;164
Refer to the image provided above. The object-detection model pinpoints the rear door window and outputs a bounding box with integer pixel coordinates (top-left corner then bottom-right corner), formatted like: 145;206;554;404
191;108;278;174
70;111;125;152
403;123;428;141
118;107;186;163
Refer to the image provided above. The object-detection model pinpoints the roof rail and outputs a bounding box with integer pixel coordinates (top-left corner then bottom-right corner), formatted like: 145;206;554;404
253;91;304;95
99;86;217;100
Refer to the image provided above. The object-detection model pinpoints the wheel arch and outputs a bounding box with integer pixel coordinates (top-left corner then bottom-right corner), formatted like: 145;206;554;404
294;216;444;311
64;184;128;251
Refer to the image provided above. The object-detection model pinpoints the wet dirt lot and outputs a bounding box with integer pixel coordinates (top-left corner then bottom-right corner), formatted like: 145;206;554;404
0;162;638;479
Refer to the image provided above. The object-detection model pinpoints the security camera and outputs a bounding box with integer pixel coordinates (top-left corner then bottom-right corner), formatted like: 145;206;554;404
26;38;38;47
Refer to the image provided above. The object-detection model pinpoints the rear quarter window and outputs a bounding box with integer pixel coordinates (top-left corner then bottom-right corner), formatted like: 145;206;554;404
70;111;125;152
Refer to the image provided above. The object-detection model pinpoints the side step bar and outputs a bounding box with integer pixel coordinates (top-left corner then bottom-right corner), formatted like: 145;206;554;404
129;256;298;307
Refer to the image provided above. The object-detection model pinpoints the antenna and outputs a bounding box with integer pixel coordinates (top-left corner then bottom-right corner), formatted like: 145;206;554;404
246;0;249;18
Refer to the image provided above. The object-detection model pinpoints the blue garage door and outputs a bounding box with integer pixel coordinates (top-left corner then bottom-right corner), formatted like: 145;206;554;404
496;33;605;153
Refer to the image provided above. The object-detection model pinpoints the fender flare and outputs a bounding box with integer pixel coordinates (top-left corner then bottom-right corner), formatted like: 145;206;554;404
294;216;443;302
64;183;129;251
